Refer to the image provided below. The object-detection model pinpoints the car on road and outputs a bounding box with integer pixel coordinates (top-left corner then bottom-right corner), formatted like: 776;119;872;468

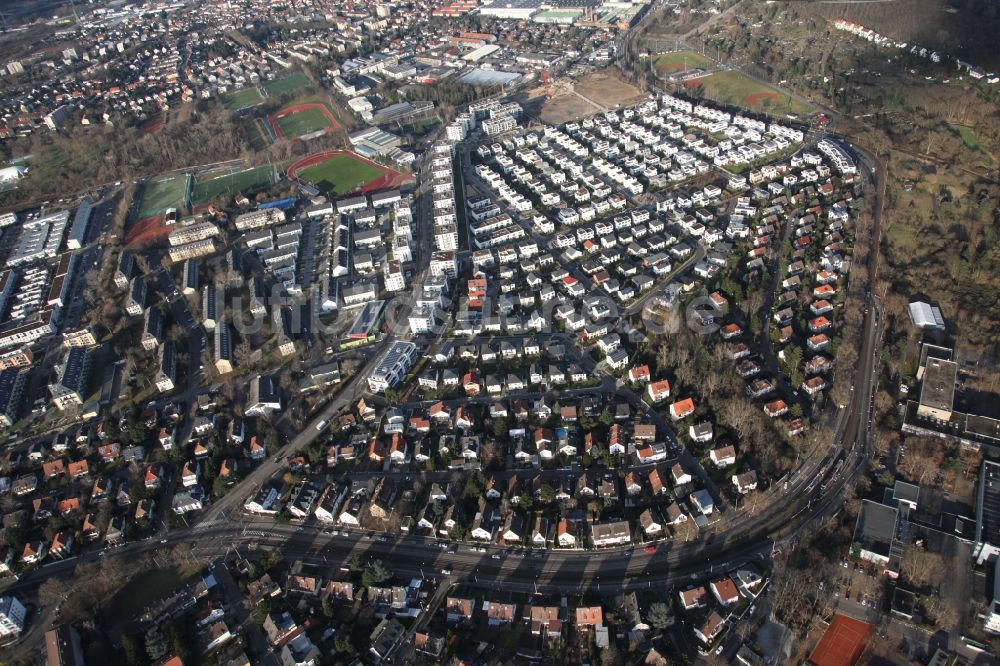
645;546;656;553
315;419;329;431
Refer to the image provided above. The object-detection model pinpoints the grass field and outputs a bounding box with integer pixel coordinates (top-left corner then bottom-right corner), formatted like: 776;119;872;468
136;176;189;219
221;86;263;110
687;70;813;117
275;106;335;138
654;50;717;73
246;119;272;150
298;154;385;196
264;72;311;97
950;124;983;151
191;165;278;205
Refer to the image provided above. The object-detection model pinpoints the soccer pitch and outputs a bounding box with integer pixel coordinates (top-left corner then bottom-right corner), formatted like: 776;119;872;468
136;176;189;219
222;86;263;110
297;154;385;196
274;106;335;138
191;166;277;205
263;73;311;97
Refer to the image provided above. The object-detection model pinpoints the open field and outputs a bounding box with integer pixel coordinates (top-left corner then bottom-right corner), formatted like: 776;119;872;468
263;72;311;97
246;118;273;150
538;90;600;125
269;102;339;140
950;124;983;152
136;175;189;219
685;70;813;117
191;165;278;205
221;86;263;110
654;50;717;74
272;105;337;139
293;152;388;196
573;68;647;110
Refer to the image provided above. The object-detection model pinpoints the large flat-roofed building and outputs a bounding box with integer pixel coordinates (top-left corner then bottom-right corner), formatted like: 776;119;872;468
975;460;1000;565
0;314;56;351
852;499;899;567
141;307;163;351
478;0;541;20
49;347;92;410
368;340;417;393
0;595;26;638
917;357;957;421
66;198;92;250
169;239;216;262
7;210;70;267
343;299;385;347
62;326;97;348
246;374;281;416
114;252;134;290
0;345;32;369
168;220;219;246
125;276;146;317
214;323;233;374
202;284;219;331
155;341;175;393
903;343;1000;448
908;301;945;330
234;208;286;231
0;368;26;428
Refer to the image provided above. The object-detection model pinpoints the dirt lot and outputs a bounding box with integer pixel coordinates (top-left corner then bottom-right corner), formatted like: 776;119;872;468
574;68;647;110
537;88;602;125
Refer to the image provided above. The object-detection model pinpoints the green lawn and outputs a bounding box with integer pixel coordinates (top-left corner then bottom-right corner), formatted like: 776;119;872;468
222;86;263;110
136;176;189;219
264;72;311;97
275;106;335;138
246;118;272;150
689;70;813;117
191;165;278;205
654;50;716;73
104;564;202;627
298;154;384;196
950;124;983;151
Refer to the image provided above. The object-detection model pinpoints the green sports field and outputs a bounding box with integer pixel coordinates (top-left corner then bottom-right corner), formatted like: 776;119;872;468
275;106;335;138
654;50;716;73
264;72;311;97
222;86;263;110
136;176;189;219
191;165;278;205
687;70;814;117
297;154;384;196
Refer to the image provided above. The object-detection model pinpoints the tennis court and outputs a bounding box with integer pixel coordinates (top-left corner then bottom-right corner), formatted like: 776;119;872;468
808;613;873;666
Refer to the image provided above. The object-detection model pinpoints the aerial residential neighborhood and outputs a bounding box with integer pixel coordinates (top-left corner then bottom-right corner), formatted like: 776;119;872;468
0;0;996;665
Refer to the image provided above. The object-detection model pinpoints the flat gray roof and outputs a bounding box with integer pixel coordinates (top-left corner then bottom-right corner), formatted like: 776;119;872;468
976;460;1000;551
854;500;898;557
919;358;957;413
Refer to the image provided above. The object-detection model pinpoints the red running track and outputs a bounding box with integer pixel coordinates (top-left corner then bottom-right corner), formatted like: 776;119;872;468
267;102;340;140
287;149;411;195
